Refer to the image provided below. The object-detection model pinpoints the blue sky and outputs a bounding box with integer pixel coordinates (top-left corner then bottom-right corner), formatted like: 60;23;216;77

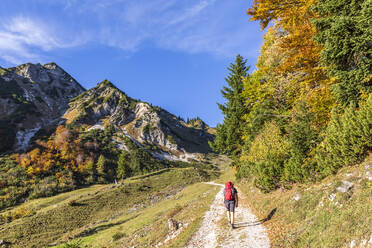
0;0;263;126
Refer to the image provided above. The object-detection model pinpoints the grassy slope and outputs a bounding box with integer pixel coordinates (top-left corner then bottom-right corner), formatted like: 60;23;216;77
2;153;369;248
0;155;231;248
0;167;220;247
236;155;372;248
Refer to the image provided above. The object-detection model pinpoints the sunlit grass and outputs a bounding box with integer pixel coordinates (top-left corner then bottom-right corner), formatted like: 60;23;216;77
236;155;372;247
0;166;217;247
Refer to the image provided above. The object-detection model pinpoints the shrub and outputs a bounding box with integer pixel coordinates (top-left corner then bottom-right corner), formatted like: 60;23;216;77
0;156;29;209
68;200;79;206
0;204;34;223
62;239;89;248
166;204;183;219
316;95;372;177
112;232;126;241
29;176;59;199
238;121;290;191
167;135;177;145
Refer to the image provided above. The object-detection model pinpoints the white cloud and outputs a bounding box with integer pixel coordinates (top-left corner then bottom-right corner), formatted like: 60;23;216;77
167;0;215;26
0;16;85;64
95;0;260;57
0;1;262;64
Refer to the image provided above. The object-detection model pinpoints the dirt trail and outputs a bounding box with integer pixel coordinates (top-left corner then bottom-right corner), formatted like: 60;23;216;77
186;182;270;248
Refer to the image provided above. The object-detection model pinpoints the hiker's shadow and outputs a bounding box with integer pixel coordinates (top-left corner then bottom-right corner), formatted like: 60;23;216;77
234;208;277;229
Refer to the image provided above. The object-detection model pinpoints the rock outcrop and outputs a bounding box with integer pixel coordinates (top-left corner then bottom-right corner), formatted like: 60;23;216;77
0;63;85;152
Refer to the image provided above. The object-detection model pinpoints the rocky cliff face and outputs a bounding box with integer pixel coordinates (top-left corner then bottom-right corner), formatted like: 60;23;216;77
0;63;85;152
63;80;214;161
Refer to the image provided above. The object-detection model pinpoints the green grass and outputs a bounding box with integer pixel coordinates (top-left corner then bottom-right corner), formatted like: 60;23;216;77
63;182;219;248
0;67;7;76
0;166;218;248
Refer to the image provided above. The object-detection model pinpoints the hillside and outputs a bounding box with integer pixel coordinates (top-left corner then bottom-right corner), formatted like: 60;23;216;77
0;165;220;247
235;155;372;247
1;154;370;248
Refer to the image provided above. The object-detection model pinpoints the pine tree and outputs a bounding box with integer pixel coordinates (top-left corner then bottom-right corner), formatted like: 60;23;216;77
96;154;107;176
283;102;318;183
211;54;249;157
313;0;372;105
316;95;372;176
117;151;130;179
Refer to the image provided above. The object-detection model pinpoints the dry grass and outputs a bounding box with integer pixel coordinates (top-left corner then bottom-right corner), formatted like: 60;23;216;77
0;167;217;248
63;108;80;124
236;156;372;248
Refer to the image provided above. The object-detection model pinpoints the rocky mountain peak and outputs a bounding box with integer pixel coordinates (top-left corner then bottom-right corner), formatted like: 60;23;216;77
63;80;214;161
43;62;62;70
0;62;85;152
8;62;84;90
98;79;116;88
187;117;207;130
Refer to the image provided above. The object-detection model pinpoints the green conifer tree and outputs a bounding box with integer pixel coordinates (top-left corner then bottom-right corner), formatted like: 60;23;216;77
117;151;130;179
210;54;249;157
313;0;372;105
96;154;107;177
316;95;372;176
283;102;318;183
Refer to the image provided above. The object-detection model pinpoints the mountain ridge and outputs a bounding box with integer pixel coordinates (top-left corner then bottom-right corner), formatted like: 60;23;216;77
63;78;214;161
0;62;214;161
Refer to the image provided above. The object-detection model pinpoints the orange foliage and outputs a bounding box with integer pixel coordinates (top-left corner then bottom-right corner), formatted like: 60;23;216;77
19;126;91;176
247;0;334;128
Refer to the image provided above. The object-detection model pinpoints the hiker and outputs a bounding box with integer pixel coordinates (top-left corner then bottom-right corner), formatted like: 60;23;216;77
224;181;238;228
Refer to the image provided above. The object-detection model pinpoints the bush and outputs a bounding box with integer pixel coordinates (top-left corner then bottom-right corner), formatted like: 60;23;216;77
167;135;177;145
112;232;126;241
29;176;59;199
238;121;290;191
166;204;183;219
0;204;34;224
316;95;372;177
62;239;89;248
0;156;29;210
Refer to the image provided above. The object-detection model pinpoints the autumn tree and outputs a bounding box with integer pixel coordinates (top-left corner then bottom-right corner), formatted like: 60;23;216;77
247;0;334;128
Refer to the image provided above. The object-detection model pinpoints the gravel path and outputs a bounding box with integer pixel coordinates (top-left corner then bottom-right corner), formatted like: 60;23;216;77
186;182;270;248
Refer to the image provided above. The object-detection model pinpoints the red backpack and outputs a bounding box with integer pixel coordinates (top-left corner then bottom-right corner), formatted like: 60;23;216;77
224;181;234;201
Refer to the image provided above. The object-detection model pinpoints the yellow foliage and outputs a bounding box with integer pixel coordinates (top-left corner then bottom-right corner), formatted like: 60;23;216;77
13;204;33;219
18;126;94;176
240;121;289;164
26;166;34;175
247;0;335;128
